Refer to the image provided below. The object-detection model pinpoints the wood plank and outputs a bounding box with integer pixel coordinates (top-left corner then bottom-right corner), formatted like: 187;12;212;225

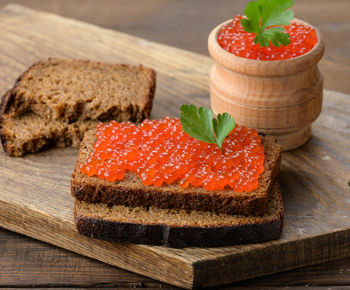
0;229;171;288
2;226;350;288
0;4;349;288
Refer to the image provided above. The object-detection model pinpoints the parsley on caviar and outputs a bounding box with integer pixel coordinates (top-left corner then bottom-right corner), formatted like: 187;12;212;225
179;104;236;153
241;0;294;47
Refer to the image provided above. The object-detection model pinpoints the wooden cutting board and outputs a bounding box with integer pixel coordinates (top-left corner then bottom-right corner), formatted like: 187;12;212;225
0;4;349;289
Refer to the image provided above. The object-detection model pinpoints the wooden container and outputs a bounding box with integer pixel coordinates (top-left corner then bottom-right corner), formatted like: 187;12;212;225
208;19;325;150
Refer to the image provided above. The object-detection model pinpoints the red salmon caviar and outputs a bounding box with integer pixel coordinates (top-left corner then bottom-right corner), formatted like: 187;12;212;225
217;16;318;60
80;118;265;192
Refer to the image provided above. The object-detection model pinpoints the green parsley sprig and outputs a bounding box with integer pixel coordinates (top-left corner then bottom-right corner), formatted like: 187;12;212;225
179;104;236;153
241;0;294;47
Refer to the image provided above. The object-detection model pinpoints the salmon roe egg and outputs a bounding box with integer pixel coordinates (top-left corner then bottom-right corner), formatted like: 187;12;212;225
217;16;318;60
80;118;265;192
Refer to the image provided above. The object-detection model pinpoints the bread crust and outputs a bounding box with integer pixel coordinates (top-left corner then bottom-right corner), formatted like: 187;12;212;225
74;216;282;248
141;68;156;120
0;61;45;155
74;182;284;248
71;131;281;215
0;90;11;153
1;60;44;116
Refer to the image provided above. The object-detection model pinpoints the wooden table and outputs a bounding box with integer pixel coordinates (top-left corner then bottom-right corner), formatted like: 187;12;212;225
0;0;349;288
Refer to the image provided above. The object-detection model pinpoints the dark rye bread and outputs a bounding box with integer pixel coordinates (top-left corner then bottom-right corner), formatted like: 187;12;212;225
74;181;284;248
0;58;156;156
71;130;281;216
0;115;99;155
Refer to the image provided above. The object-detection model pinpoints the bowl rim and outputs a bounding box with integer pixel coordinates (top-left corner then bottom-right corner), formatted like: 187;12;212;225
208;18;325;76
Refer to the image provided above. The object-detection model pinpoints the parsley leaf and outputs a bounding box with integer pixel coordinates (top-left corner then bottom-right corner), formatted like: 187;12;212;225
179;104;236;152
213;113;236;150
241;0;294;47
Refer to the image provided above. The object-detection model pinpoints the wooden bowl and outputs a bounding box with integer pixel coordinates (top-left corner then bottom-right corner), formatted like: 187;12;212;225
208;19;325;150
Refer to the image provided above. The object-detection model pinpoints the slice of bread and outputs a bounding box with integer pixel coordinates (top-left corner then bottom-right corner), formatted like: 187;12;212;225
74;181;284;248
71;130;282;215
0;58;156;156
0;114;99;155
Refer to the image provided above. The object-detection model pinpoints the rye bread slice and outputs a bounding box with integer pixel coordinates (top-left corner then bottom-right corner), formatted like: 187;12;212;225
74;181;284;248
71;130;281;215
0;114;99;155
0;58;156;156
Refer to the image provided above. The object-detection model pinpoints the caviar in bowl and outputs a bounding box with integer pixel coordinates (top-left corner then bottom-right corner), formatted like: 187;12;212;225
208;18;325;150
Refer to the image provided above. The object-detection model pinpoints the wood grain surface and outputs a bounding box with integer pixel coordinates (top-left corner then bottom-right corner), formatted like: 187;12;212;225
0;1;349;289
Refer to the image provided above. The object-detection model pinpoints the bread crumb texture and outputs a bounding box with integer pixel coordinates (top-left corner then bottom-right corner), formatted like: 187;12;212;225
0;58;156;156
76;180;282;226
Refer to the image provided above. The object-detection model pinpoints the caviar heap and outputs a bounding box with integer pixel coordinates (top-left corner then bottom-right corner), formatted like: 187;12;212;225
217;16;318;60
80;118;265;191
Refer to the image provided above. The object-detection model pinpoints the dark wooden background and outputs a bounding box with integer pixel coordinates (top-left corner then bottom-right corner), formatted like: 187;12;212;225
0;0;349;288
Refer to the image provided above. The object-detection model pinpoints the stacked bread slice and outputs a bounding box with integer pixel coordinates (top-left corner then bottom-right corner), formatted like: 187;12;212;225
72;130;283;248
0;58;156;156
